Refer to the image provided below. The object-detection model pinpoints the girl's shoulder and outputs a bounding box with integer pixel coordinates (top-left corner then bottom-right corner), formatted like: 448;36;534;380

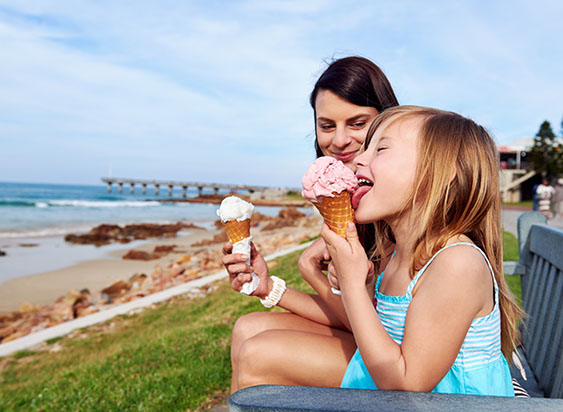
413;237;492;300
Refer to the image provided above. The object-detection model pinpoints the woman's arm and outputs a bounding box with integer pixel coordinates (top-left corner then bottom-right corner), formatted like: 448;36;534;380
222;240;349;329
298;238;353;330
323;223;492;391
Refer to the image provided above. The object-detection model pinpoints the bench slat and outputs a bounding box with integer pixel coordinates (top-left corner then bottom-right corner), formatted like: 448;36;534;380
524;258;549;353
521;253;539;308
536;269;563;396
532;264;557;376
552;351;563;398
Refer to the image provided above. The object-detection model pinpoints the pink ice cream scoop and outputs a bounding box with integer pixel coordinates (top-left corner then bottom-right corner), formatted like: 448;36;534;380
301;156;358;202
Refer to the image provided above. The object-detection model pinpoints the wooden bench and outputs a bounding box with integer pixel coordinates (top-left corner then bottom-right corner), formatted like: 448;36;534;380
505;212;563;398
229;212;563;411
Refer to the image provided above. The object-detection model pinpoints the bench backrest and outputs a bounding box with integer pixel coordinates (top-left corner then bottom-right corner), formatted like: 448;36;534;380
518;216;563;398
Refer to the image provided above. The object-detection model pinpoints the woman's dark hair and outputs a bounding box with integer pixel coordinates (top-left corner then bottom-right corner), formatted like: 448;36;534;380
310;56;399;158
310;56;399;253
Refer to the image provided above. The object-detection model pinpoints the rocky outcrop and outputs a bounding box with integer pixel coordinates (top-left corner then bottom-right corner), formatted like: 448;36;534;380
65;222;204;246
122;244;178;260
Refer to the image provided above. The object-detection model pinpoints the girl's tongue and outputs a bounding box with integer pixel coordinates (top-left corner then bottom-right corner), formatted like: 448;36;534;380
352;185;371;209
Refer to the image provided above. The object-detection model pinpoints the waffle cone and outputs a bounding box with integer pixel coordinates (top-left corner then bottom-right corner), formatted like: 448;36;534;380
314;191;354;237
224;219;251;243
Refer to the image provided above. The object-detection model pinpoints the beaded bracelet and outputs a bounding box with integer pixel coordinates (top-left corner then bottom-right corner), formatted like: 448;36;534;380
260;276;286;308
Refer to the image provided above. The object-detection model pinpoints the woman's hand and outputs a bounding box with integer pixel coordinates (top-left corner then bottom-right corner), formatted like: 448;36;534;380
297;237;330;282
321;222;371;293
222;241;271;298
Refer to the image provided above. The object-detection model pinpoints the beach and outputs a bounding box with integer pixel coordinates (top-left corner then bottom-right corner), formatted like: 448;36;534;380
0;228;218;312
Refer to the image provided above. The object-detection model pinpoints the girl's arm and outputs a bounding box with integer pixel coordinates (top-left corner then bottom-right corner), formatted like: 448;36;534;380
222;240;349;329
323;223;492;391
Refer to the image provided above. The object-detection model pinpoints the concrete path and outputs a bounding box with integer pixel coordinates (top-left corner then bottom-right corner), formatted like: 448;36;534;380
502;208;563;237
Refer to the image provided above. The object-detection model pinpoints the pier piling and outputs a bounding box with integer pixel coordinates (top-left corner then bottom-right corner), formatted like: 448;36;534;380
101;178;270;199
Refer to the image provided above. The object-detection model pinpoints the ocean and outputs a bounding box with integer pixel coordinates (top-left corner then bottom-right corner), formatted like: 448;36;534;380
0;181;285;283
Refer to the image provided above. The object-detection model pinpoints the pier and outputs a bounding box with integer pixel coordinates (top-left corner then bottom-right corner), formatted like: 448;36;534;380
101;178;268;198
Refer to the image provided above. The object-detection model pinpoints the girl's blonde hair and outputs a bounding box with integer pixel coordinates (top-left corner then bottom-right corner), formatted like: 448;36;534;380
365;105;522;361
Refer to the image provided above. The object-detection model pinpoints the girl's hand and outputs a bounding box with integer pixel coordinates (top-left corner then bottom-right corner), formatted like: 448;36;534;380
221;241;271;298
298;237;330;282
327;258;376;293
321;222;371;293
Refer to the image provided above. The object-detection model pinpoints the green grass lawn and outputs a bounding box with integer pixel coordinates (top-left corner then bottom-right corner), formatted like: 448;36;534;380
0;232;521;411
502;200;533;209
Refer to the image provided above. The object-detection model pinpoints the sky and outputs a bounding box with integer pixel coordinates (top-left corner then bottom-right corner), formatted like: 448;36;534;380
0;0;562;188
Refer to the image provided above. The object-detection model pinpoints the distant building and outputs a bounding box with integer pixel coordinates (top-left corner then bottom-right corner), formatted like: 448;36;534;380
498;137;540;202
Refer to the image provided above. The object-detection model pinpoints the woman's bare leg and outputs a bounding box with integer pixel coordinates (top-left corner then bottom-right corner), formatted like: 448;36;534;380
231;311;355;393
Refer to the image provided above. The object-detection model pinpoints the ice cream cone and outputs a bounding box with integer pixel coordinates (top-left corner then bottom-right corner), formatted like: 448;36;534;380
224;219;251;243
314;191;354;237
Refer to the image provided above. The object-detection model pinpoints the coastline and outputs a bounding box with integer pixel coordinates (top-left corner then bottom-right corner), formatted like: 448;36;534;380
0;207;322;344
0;228;217;313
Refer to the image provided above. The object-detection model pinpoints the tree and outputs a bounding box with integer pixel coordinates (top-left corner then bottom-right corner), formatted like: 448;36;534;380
528;120;563;179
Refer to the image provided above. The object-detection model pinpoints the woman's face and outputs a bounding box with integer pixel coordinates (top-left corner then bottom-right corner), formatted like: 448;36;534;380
315;90;379;171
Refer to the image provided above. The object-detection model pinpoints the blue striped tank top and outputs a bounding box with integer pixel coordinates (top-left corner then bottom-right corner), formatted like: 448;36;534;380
340;242;514;396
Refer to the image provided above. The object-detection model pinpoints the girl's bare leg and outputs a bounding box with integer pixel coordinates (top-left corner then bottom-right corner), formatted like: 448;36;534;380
231;311;355;393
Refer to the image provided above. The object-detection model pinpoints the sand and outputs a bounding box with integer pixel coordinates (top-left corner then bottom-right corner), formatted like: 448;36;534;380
0;228;222;313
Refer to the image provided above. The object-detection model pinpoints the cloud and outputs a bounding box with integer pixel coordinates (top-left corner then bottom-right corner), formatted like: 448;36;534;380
0;0;562;185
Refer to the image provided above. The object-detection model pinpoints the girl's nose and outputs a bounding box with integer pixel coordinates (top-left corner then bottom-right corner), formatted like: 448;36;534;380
353;150;368;169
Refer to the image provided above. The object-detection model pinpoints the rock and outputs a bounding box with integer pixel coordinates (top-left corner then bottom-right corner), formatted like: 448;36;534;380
19;302;37;314
154;245;176;253
50;301;74;323
65;222;194;246
75;306;99;318
100;280;131;300
0;250;5;256
123;244;178;260
0;324;16;340
170;263;185;277
175;255;191;264
278;206;306;220
122;250;154;260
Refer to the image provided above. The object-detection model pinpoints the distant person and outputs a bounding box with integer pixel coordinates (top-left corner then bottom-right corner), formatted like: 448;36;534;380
553;178;563;218
223;56;399;392
532;183;539;211
536;178;555;219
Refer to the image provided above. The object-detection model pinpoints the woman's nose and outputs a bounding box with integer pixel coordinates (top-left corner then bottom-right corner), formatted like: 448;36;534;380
332;127;351;149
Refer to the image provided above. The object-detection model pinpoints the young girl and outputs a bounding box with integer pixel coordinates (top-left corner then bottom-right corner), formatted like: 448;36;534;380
321;105;521;395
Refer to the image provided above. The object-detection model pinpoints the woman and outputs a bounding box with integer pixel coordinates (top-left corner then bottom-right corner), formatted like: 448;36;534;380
223;56;399;392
